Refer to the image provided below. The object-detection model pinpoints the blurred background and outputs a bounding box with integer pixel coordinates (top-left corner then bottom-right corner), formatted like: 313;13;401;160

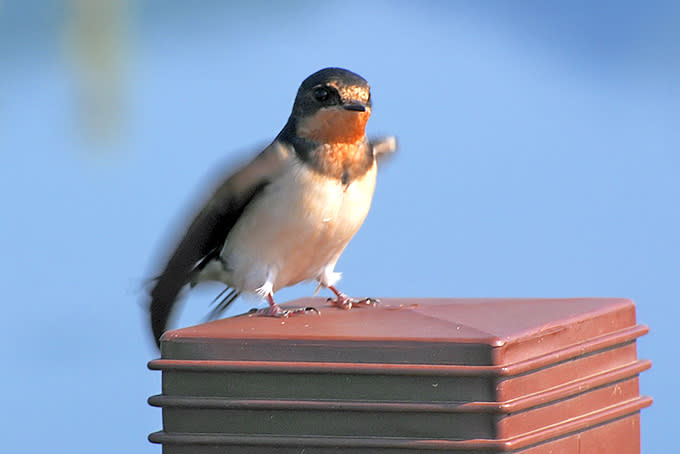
1;1;677;452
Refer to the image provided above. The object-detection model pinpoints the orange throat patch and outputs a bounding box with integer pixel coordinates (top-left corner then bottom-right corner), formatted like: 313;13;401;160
297;107;371;145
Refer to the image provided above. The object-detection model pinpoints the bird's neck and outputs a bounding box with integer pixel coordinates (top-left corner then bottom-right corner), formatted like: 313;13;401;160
279;120;373;185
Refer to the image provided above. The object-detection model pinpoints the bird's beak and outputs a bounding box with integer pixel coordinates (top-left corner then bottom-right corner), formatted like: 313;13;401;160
343;102;367;112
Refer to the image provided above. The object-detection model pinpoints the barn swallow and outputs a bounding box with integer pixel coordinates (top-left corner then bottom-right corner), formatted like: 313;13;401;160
149;67;396;347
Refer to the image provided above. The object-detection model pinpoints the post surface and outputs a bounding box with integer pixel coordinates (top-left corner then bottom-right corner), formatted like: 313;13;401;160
148;297;651;453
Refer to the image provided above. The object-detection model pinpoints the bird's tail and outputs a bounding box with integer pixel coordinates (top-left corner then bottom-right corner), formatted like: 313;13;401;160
149;271;187;349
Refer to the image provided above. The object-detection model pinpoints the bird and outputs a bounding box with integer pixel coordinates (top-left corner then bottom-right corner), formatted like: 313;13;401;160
148;67;396;348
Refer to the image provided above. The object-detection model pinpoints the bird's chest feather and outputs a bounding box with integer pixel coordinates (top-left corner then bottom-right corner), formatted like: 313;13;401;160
223;159;377;289
288;162;375;239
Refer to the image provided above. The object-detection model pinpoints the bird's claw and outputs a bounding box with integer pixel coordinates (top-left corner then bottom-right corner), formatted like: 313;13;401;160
297;306;321;315
252;305;320;317
327;296;379;310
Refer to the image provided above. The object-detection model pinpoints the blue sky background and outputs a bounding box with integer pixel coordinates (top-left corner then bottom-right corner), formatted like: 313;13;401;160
2;1;677;452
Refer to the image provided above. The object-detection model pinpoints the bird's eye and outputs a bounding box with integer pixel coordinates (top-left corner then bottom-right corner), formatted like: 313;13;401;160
313;86;329;102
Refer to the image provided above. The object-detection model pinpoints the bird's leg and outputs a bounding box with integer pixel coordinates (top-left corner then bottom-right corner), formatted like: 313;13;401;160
254;293;319;317
254;293;285;316
327;285;379;310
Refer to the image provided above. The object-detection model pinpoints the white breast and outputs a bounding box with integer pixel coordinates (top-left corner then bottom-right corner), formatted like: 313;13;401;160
219;158;377;294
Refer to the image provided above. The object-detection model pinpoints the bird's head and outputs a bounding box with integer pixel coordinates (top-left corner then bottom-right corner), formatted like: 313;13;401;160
292;67;372;144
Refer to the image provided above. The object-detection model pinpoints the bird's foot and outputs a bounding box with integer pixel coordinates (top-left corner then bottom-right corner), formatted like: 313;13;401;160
327;296;379;310
253;305;320;317
327;286;379;310
249;293;320;317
